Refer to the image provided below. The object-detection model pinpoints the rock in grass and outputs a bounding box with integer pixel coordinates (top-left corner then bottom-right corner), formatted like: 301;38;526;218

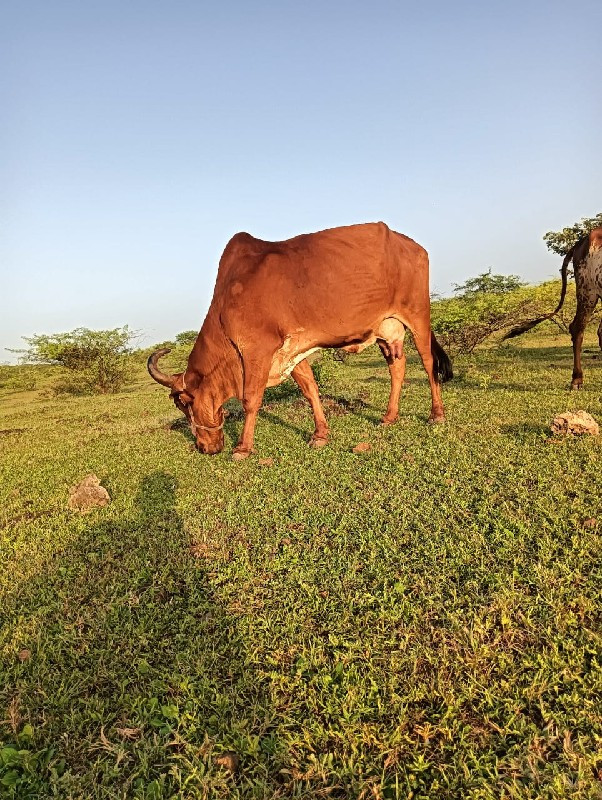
214;751;239;772
68;474;110;513
115;726;142;740
550;411;599;437
352;442;372;453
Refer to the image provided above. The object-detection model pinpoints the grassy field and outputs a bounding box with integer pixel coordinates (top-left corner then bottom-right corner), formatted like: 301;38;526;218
1;334;601;799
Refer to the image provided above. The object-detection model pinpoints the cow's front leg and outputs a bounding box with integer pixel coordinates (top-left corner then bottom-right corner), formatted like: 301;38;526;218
291;359;329;447
232;353;273;460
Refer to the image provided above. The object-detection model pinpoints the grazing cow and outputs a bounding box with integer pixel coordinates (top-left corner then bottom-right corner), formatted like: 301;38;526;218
148;222;453;458
505;228;602;389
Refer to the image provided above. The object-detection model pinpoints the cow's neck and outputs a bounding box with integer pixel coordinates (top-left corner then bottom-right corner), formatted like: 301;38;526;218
185;313;241;417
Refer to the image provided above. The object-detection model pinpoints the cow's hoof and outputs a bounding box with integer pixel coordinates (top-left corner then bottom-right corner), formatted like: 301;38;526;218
232;449;253;461
380;416;398;426
309;436;328;449
570;383;583;391
428;415;446;425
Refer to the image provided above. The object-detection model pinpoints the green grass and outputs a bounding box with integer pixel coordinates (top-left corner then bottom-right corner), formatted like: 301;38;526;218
1;333;601;799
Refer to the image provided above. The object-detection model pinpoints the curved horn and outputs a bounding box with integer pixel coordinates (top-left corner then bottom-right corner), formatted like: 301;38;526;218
147;348;175;387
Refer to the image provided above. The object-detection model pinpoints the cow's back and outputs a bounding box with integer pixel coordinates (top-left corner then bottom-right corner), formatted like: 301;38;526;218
213;222;428;334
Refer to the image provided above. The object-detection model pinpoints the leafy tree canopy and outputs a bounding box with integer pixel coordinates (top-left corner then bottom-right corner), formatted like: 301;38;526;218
17;327;135;367
453;269;525;297
543;213;602;256
12;326;136;394
175;330;198;347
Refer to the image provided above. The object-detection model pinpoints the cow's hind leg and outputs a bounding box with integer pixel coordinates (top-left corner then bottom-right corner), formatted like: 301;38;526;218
291;359;329;447
411;324;447;423
569;297;597;390
378;340;406;425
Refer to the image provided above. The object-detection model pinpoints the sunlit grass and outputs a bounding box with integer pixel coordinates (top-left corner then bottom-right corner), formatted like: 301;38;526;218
1;333;601;798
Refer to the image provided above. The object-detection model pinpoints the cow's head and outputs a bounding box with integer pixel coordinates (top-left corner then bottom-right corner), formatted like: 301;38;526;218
147;349;225;454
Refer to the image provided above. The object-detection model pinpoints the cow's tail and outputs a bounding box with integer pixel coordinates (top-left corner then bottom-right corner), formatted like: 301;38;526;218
503;244;575;340
431;332;453;383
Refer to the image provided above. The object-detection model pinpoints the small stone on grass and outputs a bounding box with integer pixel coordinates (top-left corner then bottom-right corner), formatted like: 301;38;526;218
352;442;372;454
116;726;142;740
215;751;239;772
551;411;599;436
68;474;110;513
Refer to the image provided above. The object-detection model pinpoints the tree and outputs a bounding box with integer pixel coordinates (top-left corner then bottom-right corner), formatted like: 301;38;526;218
543;213;602;256
453;268;525;296
175;330;198;347
14;326;136;394
431;279;577;355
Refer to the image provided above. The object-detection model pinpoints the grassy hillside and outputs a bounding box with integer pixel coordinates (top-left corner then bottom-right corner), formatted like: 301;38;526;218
1;334;601;799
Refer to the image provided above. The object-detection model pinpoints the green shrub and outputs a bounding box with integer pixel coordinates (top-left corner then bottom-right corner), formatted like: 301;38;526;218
174;330;198;347
452;268;525;296
311;349;347;391
0;366;37;392
14;327;136;395
430;279;594;355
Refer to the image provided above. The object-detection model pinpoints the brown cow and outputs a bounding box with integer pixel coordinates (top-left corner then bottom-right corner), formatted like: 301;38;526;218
505;228;602;389
148;222;453;458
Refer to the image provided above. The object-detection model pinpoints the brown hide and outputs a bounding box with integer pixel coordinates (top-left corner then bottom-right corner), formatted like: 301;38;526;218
149;222;452;457
568;228;602;388
217;223;423;345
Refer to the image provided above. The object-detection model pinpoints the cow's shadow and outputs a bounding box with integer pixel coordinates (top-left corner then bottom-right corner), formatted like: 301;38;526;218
259;408;315;440
169;409;310;445
168;390;386;449
500;423;551;438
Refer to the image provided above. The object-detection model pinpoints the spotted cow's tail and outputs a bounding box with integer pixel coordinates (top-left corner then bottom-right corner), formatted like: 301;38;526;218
503;243;576;340
431;332;453;383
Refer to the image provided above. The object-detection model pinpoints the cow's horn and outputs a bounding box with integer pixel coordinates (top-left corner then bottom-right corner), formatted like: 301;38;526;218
147;348;175;387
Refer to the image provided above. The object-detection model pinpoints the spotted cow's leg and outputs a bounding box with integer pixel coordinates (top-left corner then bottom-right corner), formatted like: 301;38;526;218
569;295;597;390
291;359;329;447
378;340;406;425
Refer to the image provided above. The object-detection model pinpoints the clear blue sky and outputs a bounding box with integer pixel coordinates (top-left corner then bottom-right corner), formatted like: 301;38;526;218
2;0;601;360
